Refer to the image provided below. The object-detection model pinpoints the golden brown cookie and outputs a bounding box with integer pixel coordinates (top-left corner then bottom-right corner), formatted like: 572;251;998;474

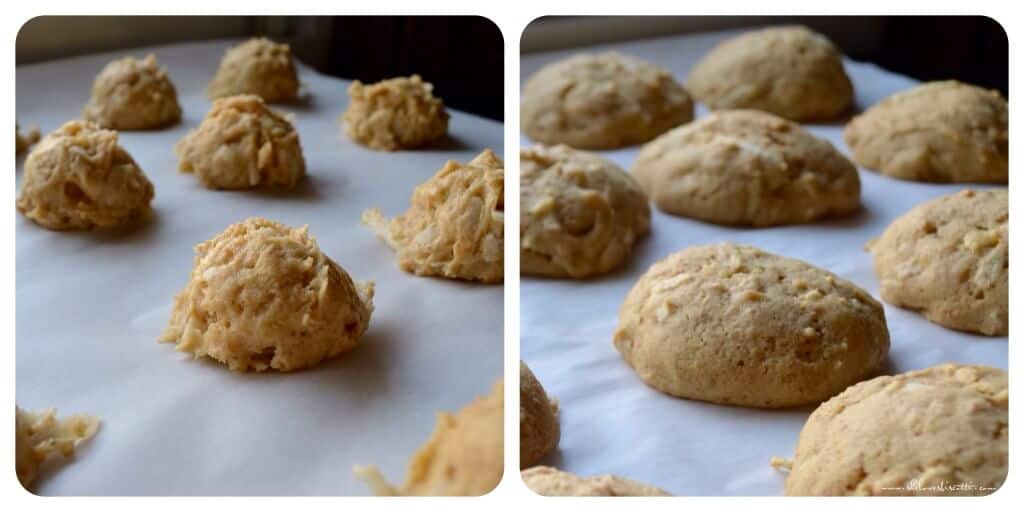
83;54;181;130
522;466;670;496
207;38;299;103
342;75;449;151
16;406;100;489
520;362;559;468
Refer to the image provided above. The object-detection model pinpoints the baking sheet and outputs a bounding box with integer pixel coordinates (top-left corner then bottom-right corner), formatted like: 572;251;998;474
519;28;1008;496
15;38;504;496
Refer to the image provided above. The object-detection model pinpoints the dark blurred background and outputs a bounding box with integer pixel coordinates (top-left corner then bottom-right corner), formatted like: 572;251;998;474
17;16;505;120
522;16;1008;98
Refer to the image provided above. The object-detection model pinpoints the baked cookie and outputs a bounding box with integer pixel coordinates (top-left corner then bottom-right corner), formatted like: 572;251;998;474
521;52;694;149
614;243;889;408
160;217;374;372
844;81;1008;183
82;54;182;130
784;364;1007;496
521;144;650;278
342;75;449;151
688;26;853;121
175;95;305;190
207;38;299;103
16;406;100;489
362;150;504;283
16;120;154;231
522;466;670;496
520;361;559;468
16;123;40;154
868;189;1008;336
355;380;503;496
632;110;860;226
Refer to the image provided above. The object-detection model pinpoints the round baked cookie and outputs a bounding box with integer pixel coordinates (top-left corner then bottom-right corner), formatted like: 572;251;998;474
614;243;890;408
844;81;1008;183
160;217;375;372
522;466;670;496
362;149;504;283
16;120;154;231
688;26;853;121
521;52;694;149
175;95;305;190
207;37;299;103
632;110;860;226
82;54;182;130
868;189;1007;336
785;364;1008;496
16;406;100;489
521;144;650;278
520;362;559;468
355;380;503;496
342;75;449;151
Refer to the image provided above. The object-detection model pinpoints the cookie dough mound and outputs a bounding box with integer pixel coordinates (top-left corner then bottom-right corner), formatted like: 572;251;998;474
160;217;374;372
632;110;860;226
785;364;1008;496
16;120;154;231
868;189;1007;335
16;123;40;154
355;380;504;496
82;54;182;130
844;81;1008;183
521;52;694;149
175;95;305;190
16;406;100;489
520;362;560;468
362;149;504;283
614;243;890;408
342;75;449;151
688;26;853;121
522;466;670;496
207;37;299;103
521;145;650;278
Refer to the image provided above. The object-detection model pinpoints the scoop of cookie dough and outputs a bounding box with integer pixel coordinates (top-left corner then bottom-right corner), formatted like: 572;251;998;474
632;109;860;226
844;81;1008;183
688;26;853;121
16;406;100;489
16;120;154;231
160;217;374;372
521;145;650;278
362;149;504;283
522;466;670;496
868;189;1007;336
82;54;182;130
342;75;449;151
355;379;503;496
207;37;299;103
16;122;40;154
175;95;305;190
785;364;1007;496
614;243;890;408
520;362;560;468
521;52;694;149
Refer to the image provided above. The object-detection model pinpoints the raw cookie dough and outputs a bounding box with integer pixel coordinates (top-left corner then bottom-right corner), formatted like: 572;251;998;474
175;95;306;190
520;361;560;468
844;81;1008;183
207;37;299;103
521;144;650;278
355;379;504;496
160;217;375;372
342;75;449;151
16;123;40;154
522;466;670;496
784;364;1008;496
631;109;860;226
867;189;1008;336
362;149;504;283
521;52;694;149
16;120;154;231
82;54;182;130
16;406;100;489
614;242;890;408
688;26;853;121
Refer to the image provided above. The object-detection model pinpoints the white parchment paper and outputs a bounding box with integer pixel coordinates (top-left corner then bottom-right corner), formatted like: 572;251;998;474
16;39;503;496
520;29;1008;496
